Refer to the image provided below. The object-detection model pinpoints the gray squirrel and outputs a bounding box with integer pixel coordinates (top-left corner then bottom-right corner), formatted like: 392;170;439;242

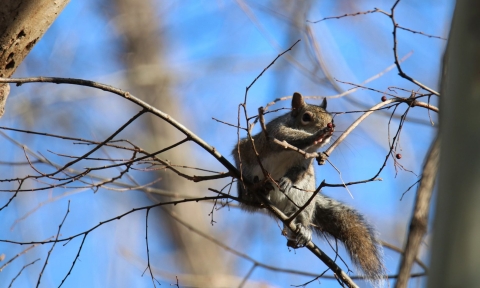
232;92;384;282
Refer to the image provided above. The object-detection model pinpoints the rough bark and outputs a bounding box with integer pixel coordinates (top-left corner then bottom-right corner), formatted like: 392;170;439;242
0;0;70;117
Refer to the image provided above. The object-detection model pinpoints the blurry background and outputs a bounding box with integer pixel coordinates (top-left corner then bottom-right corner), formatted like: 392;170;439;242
0;0;453;287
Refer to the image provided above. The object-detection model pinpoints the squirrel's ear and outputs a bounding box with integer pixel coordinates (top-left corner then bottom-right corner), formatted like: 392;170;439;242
291;92;305;116
320;98;327;109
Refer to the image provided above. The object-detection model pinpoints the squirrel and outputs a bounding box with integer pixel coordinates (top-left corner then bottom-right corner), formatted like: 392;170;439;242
232;92;384;283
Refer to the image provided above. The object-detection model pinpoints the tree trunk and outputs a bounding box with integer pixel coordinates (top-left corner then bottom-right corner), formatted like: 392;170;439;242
0;0;70;116
429;0;480;286
110;0;232;285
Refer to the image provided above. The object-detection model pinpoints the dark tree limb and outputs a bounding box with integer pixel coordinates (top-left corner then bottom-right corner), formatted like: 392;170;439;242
395;136;439;288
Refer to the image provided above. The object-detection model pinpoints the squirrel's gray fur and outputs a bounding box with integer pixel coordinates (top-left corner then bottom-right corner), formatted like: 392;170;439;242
232;92;384;283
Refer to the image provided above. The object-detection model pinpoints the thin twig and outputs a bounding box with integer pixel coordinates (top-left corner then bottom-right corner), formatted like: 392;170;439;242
308;2;442;96
238;40;301;186
142;208;160;287
307;9;378;23
400;179;421;201
396;25;446;40
238;263;257;288
0;77;239;178
58;234;87;287
388;1;440;96
1;196;233;245
381;241;428;272
244;39;300;103
286;181;324;225
8;258;41;288
324;99;396;157
0;180;23;211
256;193;359;288
0;236;54;272
37;201;70;288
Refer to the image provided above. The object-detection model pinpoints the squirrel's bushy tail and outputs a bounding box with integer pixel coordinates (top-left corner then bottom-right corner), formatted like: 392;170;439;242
313;195;384;282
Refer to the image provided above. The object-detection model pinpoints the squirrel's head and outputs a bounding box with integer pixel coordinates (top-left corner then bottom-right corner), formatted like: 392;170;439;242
291;92;333;133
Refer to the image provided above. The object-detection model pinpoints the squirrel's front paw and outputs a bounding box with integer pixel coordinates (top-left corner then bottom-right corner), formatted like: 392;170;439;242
313;124;335;146
262;182;274;195
285;224;312;248
279;177;293;193
253;176;274;196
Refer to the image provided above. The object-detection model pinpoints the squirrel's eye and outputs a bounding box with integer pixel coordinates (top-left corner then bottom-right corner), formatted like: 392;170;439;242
302;112;312;123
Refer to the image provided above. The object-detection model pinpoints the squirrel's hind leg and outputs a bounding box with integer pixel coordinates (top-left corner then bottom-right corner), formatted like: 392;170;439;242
283;210;314;248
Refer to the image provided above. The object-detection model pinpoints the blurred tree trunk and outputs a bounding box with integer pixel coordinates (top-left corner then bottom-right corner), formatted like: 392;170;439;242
429;0;480;286
0;0;69;116
110;0;231;286
272;0;312;96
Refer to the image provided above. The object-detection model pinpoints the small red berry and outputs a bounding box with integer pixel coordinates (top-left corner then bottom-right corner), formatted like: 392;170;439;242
396;153;402;159
381;96;387;102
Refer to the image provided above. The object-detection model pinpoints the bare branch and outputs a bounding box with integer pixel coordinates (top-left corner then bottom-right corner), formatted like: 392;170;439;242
0;236;53;272
0;76;240;178
307;9;378;23
37;201;70;288
308;2;442;96
244;39;301;103
286;181;324;225
256;193;359;288
395;136;439;287
0;196;233;246
142;208;160;287
58;234;87;288
8;258;41;288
